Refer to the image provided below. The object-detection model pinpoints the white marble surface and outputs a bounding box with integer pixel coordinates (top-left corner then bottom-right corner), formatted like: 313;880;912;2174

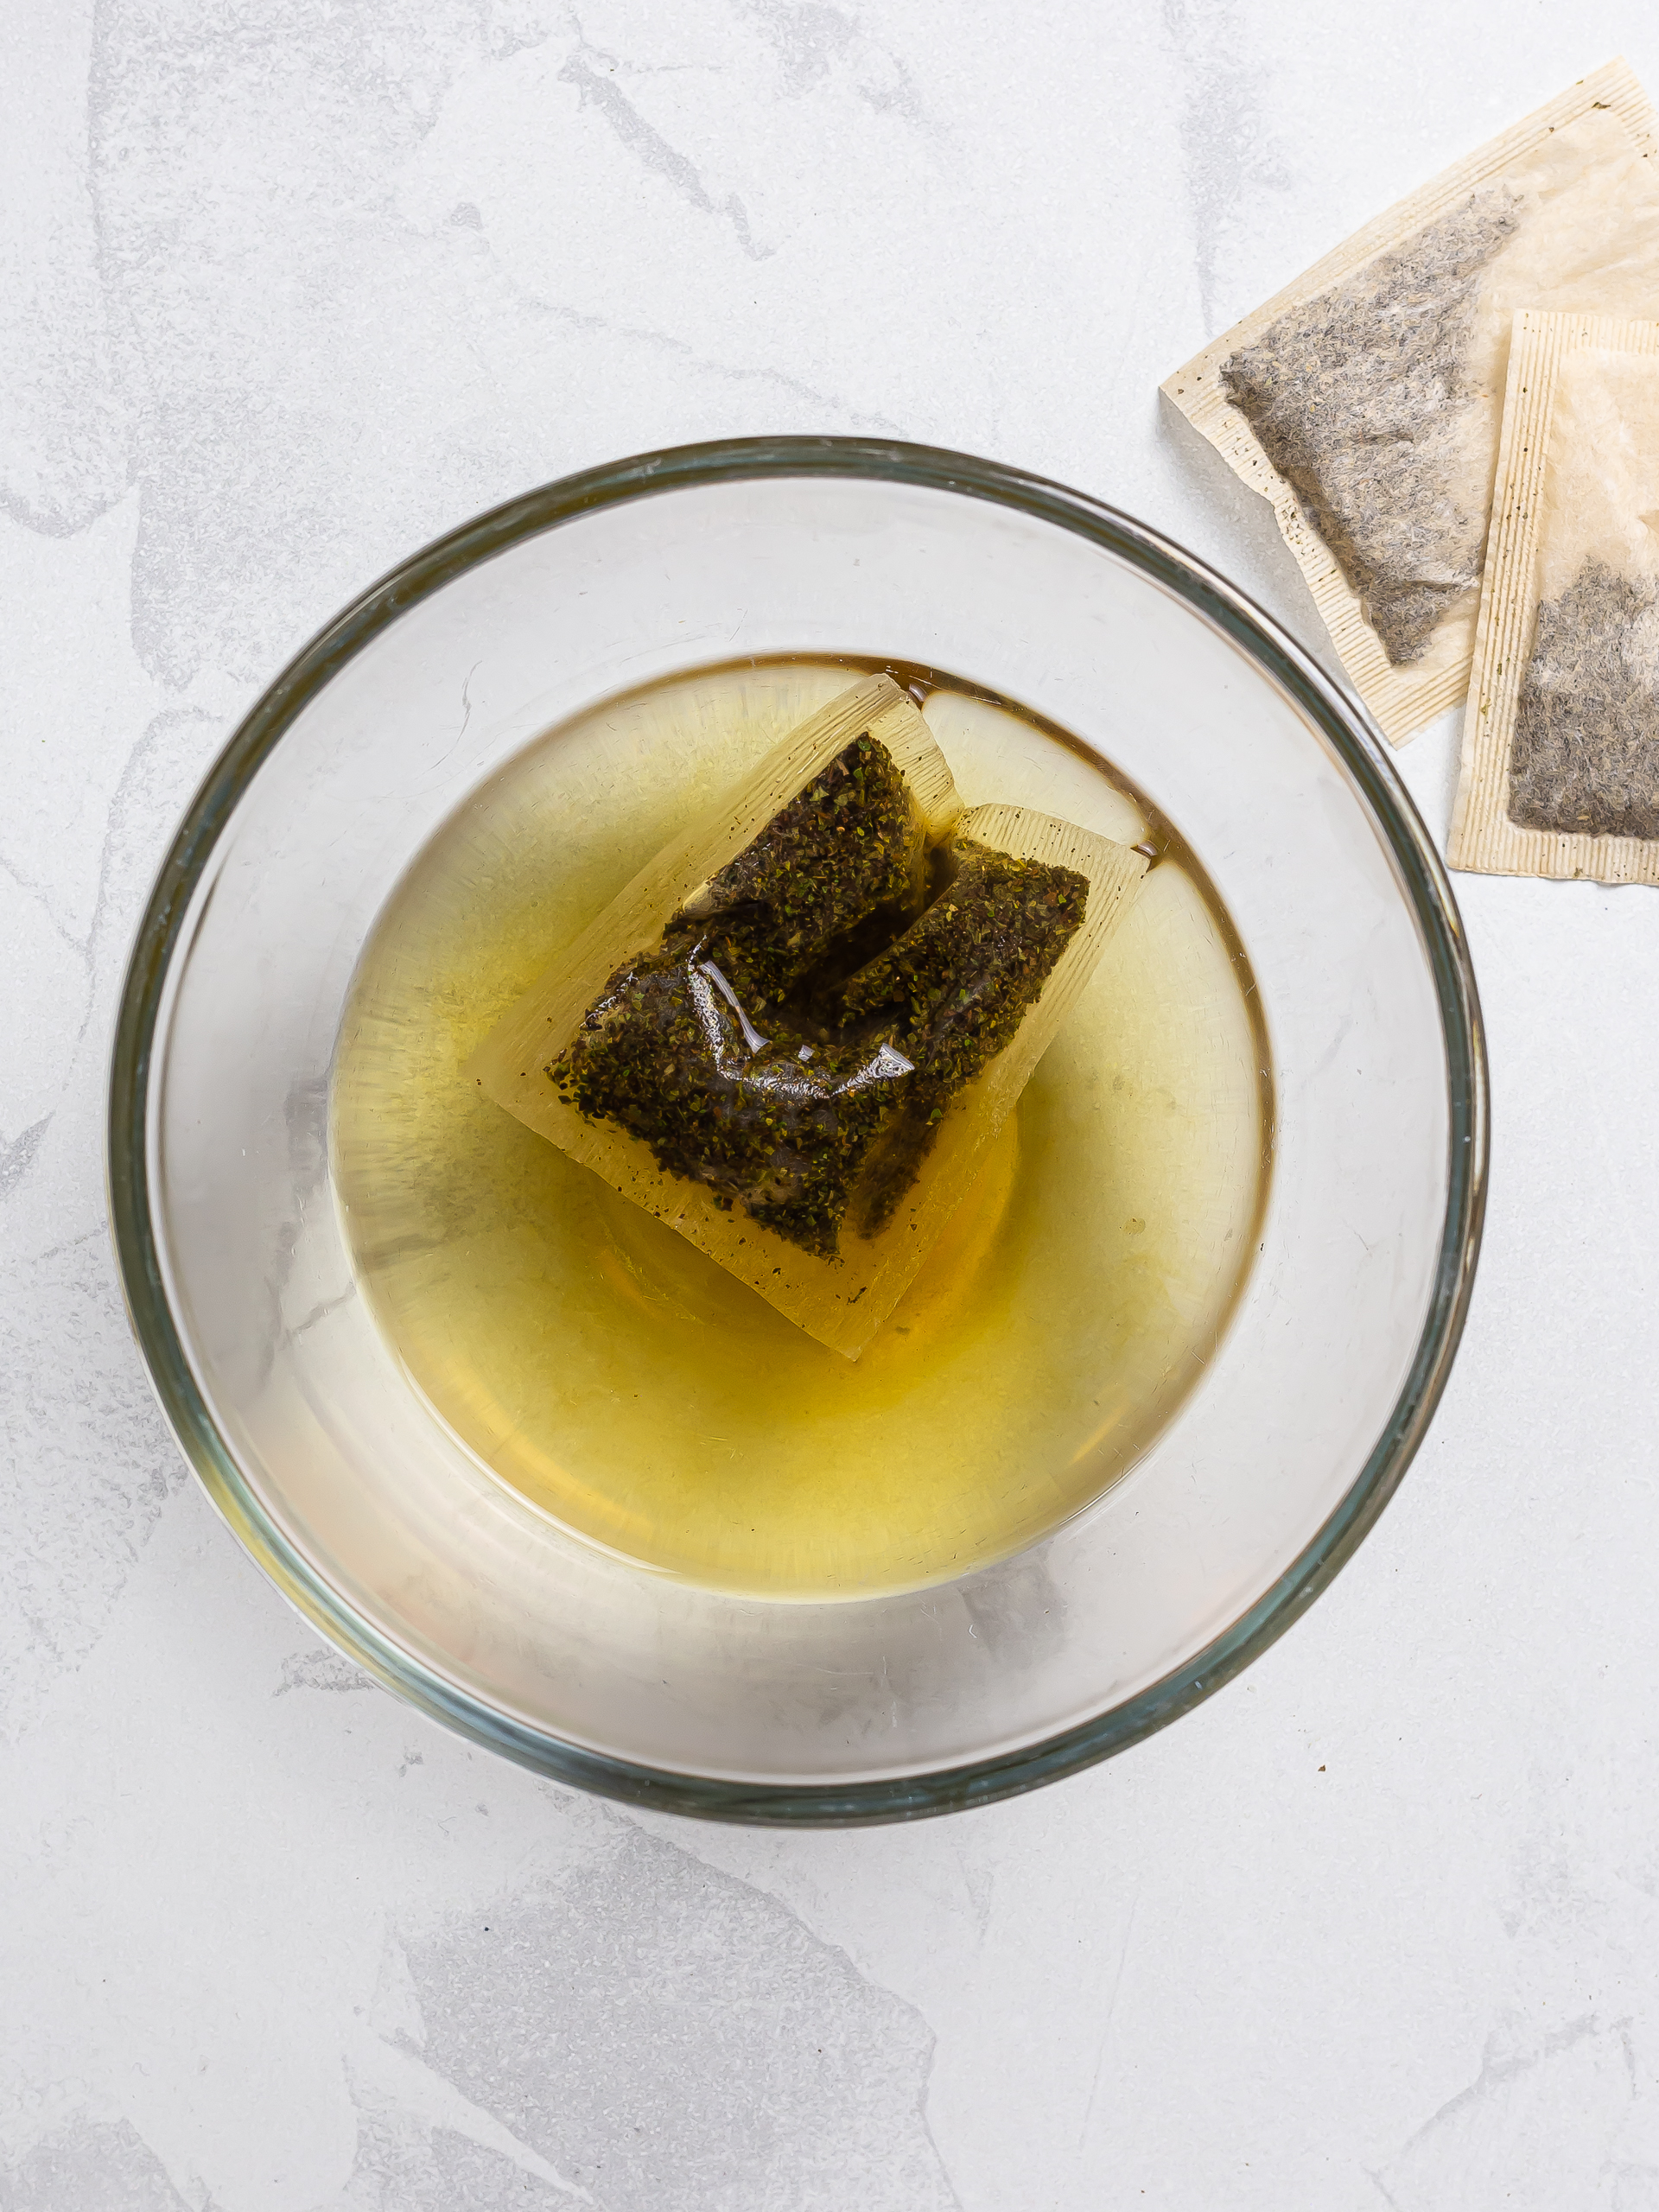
6;4;1659;2205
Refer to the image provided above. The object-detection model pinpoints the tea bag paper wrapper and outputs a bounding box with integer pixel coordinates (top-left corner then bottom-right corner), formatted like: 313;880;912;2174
1162;60;1659;745
469;677;1147;1357
1449;311;1659;882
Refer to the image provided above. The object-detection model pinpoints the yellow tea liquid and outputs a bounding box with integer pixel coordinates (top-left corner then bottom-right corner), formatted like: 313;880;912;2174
331;660;1270;1598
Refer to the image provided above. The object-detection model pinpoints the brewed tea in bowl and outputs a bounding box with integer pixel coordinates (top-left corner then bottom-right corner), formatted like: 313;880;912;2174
111;440;1484;1821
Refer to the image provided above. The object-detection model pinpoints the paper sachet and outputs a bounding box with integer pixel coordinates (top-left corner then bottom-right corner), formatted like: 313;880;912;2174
1162;60;1659;744
1449;311;1659;883
468;677;1147;1357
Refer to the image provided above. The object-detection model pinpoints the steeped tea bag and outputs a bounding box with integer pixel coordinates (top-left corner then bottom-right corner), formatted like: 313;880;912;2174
1450;311;1659;883
1163;60;1659;744
469;677;1147;1357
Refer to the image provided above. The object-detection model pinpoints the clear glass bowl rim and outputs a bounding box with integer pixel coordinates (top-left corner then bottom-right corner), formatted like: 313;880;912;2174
107;435;1489;1826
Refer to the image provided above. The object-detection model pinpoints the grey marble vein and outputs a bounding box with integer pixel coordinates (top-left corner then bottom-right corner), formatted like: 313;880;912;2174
1160;0;1290;336
399;1824;959;2210
0;2120;192;2212
557;42;773;261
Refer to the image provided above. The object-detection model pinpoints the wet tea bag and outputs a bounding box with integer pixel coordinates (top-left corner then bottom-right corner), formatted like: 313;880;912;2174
1162;60;1659;744
1449;311;1659;882
469;676;1147;1357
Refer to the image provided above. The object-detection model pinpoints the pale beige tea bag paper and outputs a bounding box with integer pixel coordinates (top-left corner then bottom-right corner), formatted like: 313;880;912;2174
468;677;1147;1358
1162;60;1659;744
1449;312;1659;883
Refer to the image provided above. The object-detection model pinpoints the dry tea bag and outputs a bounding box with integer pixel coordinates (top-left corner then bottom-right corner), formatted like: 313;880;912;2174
469;676;1147;1357
1450;311;1659;883
1163;60;1659;743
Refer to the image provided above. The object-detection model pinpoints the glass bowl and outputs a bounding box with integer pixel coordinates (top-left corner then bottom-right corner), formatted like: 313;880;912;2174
109;439;1486;1824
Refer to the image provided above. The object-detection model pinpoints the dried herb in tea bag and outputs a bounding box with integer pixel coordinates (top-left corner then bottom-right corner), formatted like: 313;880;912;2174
1450;310;1659;883
834;840;1089;1235
554;799;1090;1258
1163;60;1659;744
469;678;1145;1356
553;729;933;1257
